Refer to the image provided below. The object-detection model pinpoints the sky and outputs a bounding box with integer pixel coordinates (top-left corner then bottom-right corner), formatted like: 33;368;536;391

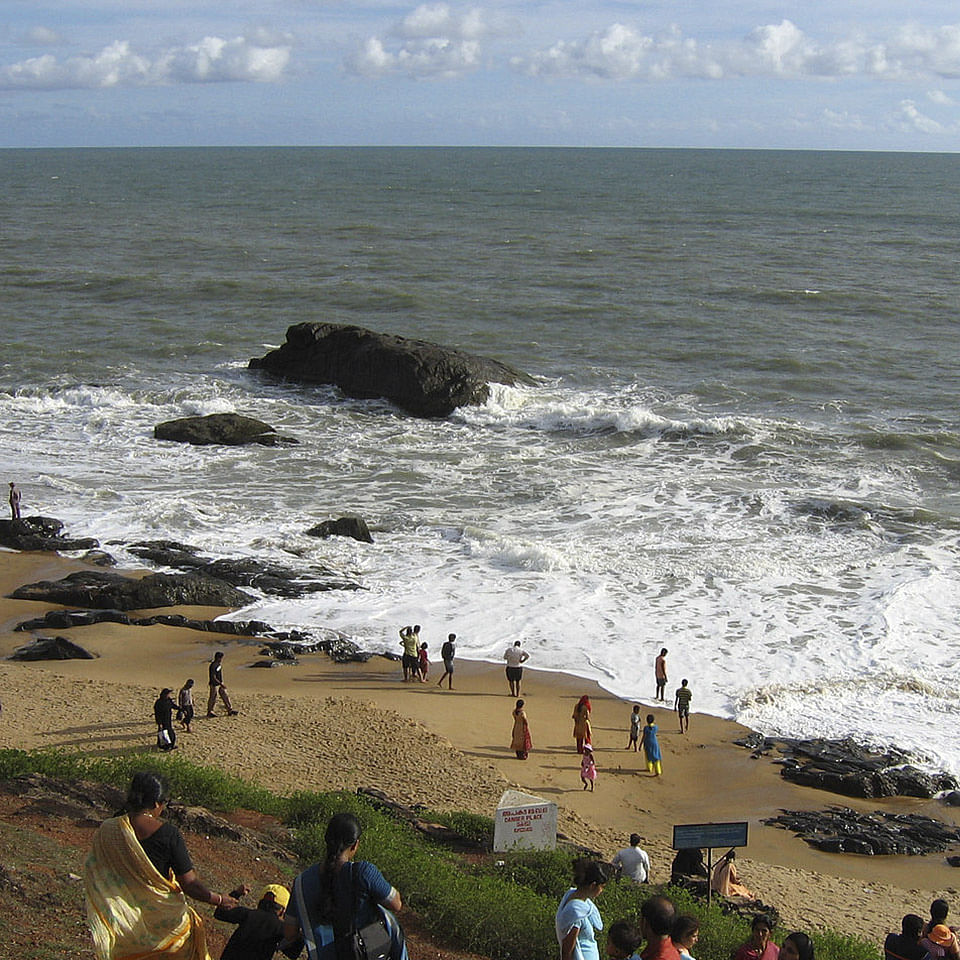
3;2;960;150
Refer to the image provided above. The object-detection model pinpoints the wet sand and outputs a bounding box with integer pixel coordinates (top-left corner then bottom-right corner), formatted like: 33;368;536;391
0;549;954;944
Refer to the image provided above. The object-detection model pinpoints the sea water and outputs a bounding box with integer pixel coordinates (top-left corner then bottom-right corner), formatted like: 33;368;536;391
1;147;959;773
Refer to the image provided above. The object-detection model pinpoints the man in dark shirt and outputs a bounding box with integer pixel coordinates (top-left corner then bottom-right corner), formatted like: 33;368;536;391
215;883;288;960
207;651;238;717
886;914;932;960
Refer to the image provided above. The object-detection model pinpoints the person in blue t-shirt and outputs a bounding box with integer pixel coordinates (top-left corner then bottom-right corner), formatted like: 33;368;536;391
282;812;406;960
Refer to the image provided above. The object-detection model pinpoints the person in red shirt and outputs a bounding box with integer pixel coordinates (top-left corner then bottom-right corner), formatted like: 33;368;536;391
733;915;779;960
639;895;681;960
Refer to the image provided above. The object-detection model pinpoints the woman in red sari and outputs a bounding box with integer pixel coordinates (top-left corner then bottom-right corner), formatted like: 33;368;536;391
511;699;532;760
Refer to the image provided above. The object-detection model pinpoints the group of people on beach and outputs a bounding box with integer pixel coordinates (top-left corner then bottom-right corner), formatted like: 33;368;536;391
398;625;457;688
504;644;695;790
152;651;238;750
84;771;408;960
556;858;817;960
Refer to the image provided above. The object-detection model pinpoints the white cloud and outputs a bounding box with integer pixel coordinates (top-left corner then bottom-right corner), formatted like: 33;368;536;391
0;35;291;90
346;4;492;78
514;18;960;83
894;98;946;133
512;23;722;81
927;88;954;104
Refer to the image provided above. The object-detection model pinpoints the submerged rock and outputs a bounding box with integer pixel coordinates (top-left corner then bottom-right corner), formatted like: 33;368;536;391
154;413;298;447
126;541;364;597
305;517;374;544
249;321;537;418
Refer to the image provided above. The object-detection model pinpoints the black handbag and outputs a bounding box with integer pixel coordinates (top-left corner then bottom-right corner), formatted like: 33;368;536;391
334;863;393;960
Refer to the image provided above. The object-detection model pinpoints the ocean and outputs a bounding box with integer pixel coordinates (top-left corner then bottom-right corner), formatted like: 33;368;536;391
2;146;959;774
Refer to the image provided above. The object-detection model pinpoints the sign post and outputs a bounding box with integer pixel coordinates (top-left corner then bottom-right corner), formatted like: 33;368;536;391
493;789;558;852
672;821;749;907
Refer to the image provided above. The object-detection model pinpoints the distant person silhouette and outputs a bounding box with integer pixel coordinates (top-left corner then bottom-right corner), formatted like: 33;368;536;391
8;482;21;519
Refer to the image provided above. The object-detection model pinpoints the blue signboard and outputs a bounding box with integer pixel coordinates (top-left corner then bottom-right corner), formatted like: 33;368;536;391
672;821;748;850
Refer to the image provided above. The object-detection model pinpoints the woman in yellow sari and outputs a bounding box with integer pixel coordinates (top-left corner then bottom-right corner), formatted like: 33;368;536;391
84;771;237;960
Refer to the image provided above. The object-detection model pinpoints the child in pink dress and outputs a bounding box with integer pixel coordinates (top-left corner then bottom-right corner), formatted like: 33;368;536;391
580;745;597;791
417;643;429;682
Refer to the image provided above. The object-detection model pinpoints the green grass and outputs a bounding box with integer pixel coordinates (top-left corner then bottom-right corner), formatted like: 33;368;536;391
0;748;881;960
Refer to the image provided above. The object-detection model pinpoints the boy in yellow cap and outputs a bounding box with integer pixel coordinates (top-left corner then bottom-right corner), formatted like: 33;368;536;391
215;882;290;960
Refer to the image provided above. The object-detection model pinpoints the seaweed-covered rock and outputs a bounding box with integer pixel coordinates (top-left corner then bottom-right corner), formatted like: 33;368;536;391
154;413;298;447
249;322;536;418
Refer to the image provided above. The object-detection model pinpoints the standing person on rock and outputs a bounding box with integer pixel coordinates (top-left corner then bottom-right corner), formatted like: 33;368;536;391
503;640;529;696
207;651;238;717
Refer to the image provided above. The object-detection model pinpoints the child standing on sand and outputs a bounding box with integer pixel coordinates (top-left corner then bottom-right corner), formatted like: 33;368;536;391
641;714;662;777
627;704;641;750
417;642;429;682
580;744;597;791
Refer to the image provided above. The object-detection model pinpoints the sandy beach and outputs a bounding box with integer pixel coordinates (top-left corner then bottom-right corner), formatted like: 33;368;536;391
0;548;956;947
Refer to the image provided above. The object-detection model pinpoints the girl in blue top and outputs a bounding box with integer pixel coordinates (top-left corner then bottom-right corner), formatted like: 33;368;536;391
555;859;611;960
641;714;662;777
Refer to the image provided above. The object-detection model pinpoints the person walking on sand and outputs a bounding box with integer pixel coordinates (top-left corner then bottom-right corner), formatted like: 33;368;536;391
503;640;529;696
154;688;177;751
641;714;662;777
627;704;641;750
207;651;238;717
437;633;456;690
177;678;195;733
572;695;592;753
654;648;668;702
8;482;21;520
674;679;692;734
511;699;532;759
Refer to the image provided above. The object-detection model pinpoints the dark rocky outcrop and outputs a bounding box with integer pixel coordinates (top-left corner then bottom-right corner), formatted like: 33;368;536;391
153;413;298;447
127;540;364;597
305;517;374;544
8;570;253;611
15;609;273;637
764;807;960;856
735;734;956;799
249;322;537;418
9;636;97;661
0;517;99;553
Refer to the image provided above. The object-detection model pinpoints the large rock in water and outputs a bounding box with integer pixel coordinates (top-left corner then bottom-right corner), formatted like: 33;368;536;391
249;322;537;418
9;570;253;611
154;413;298;446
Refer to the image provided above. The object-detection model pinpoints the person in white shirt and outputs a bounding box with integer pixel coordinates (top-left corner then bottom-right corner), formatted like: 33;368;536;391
502;641;530;696
612;834;651;884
